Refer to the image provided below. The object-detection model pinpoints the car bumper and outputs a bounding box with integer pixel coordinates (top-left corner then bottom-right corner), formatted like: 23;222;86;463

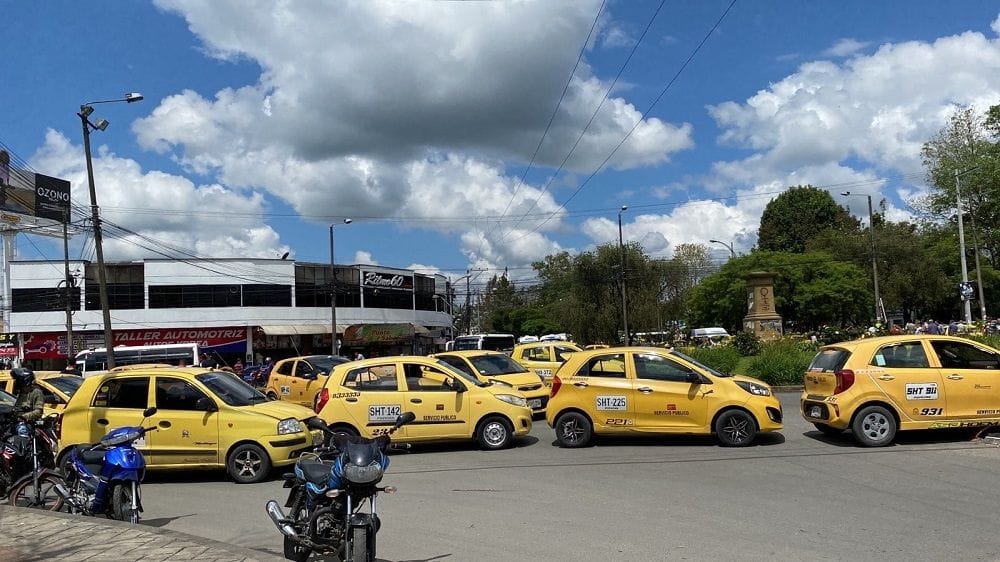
267;429;322;467
521;390;549;413
513;413;533;436
748;395;784;432
800;393;849;428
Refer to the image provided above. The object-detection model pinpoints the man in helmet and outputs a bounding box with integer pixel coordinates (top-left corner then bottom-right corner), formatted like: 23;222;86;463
11;367;43;422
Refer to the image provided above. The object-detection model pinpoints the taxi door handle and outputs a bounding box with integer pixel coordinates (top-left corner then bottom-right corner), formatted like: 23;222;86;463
573;382;588;388
97;418;109;426
878;375;895;381
410;398;423;404
345;397;358;403
637;387;653;394
158;420;171;429
947;374;964;380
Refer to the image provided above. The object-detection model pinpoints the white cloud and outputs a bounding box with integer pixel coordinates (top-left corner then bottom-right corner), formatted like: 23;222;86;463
353;251;377;265
602;25;633;48
823;38;869;57
992;14;1000;35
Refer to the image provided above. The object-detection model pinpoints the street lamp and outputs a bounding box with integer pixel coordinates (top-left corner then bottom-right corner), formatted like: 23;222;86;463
329;218;352;355
709;239;736;259
78;92;143;369
841;191;881;324
618;205;630;346
954;167;979;324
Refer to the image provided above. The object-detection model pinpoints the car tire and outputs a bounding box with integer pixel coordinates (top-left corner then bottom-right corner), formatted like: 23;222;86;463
227;443;272;484
715;409;758;447
851;405;897;447
554;412;592;448
265;391;279;401
812;423;843;436
476;416;514;450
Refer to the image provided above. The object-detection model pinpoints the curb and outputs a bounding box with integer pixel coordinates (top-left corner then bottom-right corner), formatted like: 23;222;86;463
0;504;284;561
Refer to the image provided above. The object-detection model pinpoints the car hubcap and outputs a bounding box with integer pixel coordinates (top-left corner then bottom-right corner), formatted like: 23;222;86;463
723;416;751;443
862;413;890;440
483;422;506;446
237;451;261;476
561;419;585;442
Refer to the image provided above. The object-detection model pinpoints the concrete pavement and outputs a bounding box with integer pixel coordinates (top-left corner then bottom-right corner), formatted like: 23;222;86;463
0;504;283;562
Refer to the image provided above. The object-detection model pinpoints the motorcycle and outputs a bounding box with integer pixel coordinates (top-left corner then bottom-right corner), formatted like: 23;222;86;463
266;412;415;562
56;407;161;523
1;406;62;510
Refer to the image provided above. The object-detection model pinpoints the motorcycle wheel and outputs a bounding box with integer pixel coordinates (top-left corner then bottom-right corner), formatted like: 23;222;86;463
8;473;65;511
348;526;374;562
283;535;311;562
112;482;140;523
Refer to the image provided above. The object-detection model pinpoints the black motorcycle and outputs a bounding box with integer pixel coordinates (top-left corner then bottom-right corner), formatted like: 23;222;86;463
0;405;63;510
266;413;415;562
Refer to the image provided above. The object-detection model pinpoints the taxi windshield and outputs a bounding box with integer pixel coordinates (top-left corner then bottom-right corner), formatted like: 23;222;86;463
670;350;733;378
468;354;529;376
197;371;269;406
431;359;490;387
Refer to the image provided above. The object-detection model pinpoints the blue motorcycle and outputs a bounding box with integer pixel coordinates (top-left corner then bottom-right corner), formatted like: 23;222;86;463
57;407;160;523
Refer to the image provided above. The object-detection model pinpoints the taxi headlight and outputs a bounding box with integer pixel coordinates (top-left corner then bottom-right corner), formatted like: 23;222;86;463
495;394;527;407
277;418;303;435
735;381;771;397
490;379;514;388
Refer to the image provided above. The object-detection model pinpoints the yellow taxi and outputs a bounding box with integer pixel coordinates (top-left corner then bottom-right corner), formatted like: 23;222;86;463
0;370;85;415
430;350;549;415
57;366;320;483
263;355;352;408
314;356;532;450
511;341;583;381
546;347;783;447
801;335;1000;446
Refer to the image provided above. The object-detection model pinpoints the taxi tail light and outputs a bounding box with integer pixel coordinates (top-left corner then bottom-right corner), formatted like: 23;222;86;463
833;369;855;394
54;414;63;440
550;375;562;398
315;388;330;413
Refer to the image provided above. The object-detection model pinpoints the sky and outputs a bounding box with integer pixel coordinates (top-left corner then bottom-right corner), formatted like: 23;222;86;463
3;0;1000;289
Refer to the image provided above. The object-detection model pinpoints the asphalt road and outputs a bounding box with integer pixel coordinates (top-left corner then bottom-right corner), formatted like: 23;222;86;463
137;393;1000;561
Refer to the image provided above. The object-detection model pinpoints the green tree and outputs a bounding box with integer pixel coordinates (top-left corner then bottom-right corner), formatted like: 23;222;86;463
758;185;858;253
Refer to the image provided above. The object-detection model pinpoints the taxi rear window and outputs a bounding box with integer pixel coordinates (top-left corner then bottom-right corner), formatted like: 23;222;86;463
808;349;850;372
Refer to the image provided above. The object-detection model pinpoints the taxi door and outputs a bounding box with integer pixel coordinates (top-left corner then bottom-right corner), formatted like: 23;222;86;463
926;339;1000;420
338;362;408;439
868;341;947;423
148;375;220;466
291;359;325;408
269;360;295;400
86;375;154;460
572;351;635;430
402;363;470;439
630;352;708;430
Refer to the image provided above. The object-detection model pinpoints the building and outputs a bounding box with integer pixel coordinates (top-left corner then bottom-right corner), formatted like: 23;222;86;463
8;258;454;369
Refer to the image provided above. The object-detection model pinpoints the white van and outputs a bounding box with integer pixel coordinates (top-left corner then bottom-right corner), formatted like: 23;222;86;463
689;327;731;346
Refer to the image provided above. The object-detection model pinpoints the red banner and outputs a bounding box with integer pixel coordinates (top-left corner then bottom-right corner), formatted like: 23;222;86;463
22;327;248;360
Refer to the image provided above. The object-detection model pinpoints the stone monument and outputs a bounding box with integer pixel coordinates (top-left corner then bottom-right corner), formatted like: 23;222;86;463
743;272;783;340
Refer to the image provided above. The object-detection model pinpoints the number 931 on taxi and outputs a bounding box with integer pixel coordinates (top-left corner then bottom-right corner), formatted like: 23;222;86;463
546;347;782;447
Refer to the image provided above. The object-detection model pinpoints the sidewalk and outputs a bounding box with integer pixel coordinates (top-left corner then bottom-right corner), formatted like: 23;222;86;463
0;505;284;562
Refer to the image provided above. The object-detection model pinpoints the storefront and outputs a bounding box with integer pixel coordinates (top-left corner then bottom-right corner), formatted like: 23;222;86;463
341;323;433;357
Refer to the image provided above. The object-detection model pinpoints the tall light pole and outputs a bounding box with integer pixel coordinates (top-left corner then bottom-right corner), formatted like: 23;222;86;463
955;167;979;324
841;192;881;324
78;92;143;369
329;218;352;355
709;239;736;259
618;205;630;346
62;209;74;364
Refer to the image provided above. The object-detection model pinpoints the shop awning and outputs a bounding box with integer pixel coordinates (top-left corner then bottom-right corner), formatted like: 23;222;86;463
258;324;349;335
343;323;431;344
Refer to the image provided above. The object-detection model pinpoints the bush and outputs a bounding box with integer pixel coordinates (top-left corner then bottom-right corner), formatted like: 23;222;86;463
744;339;815;386
731;331;762;356
684;345;742;375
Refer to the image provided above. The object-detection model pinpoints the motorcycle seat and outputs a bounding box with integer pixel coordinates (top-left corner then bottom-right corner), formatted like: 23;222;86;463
298;460;333;485
74;445;106;465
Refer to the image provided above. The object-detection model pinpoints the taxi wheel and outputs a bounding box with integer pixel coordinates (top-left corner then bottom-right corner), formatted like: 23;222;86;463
554;412;592;448
476;416;514;450
266;390;279;401
227;443;272;484
851;405;897;447
715;409;757;447
812;423;843;436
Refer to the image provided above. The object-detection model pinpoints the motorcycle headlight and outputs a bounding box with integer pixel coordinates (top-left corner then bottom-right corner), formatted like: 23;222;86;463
344;461;384;484
277;418;303;435
735;381;771;397
495;394;527;407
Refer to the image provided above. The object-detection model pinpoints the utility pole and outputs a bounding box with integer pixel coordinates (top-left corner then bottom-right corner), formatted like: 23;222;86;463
62;210;74;362
955;168;977;324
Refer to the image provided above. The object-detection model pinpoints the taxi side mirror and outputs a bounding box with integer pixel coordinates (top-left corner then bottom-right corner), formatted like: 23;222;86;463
195;397;218;412
447;378;467;393
685;372;702;384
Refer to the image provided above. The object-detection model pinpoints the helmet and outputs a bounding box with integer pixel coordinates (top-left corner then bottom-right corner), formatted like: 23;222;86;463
11;367;35;391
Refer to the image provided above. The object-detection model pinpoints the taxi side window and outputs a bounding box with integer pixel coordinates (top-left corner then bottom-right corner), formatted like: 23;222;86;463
294;362;315;377
872;342;929;368
930;341;1000;370
404;364;452;391
525;347;550;361
577;353;626;378
344;365;398;391
156;377;210;410
93;377;149;409
276;361;294;376
634;353;695;382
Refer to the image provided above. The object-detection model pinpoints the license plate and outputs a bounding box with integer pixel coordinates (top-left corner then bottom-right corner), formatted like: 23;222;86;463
528;399;542;409
809;406;823;418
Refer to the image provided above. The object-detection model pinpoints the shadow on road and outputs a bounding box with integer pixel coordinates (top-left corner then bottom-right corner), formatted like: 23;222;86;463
140;513;197;528
547;431;785;449
802;427;984;447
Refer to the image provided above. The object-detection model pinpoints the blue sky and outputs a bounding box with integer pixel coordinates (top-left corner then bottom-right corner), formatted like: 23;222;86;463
3;1;1000;288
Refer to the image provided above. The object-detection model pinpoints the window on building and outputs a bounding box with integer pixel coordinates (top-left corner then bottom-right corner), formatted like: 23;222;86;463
149;284;241;308
242;284;291;307
12;287;80;313
85;264;145;310
363;287;412;310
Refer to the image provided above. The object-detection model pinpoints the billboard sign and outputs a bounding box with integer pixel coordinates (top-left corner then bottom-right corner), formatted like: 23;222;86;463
0;150;71;223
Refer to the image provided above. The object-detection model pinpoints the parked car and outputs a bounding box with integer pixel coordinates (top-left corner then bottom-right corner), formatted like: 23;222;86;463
801;335;1000;446
263;355;351;408
431;350;549;415
511;341;582;382
547;346;783;447
57;366;320;483
314;356;532;450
